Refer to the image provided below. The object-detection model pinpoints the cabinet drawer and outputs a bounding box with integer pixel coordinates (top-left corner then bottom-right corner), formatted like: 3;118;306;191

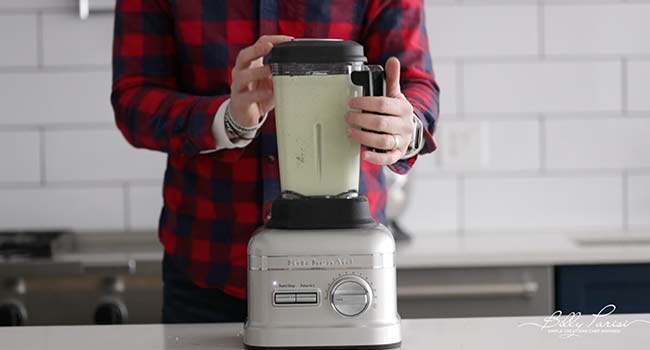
556;263;650;314
396;266;553;318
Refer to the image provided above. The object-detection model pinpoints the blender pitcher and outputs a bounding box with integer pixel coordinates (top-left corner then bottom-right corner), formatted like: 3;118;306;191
269;39;385;197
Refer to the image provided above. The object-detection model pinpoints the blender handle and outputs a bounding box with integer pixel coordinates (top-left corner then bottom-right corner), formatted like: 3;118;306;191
351;67;389;153
351;68;385;98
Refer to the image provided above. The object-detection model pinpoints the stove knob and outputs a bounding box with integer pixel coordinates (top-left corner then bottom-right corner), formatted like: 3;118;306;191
94;298;128;325
330;276;372;317
0;300;27;326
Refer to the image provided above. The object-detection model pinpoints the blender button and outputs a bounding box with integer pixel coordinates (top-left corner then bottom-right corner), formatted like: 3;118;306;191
274;293;296;304
296;293;318;304
267;155;276;163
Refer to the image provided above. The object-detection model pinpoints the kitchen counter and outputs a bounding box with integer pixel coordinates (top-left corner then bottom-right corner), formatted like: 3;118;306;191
396;231;650;268
3;314;650;350
36;230;650;270
3;231;649;325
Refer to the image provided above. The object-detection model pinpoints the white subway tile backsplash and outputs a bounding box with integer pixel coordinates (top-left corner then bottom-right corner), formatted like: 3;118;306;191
0;0;74;9
434;63;457;116
0;71;112;125
425;5;537;57
0;2;647;234
629;175;650;229
547;118;650;170
413;148;441;175
45;129;165;182
484;120;540;171
464;61;621;114
0;15;38;67
0;187;125;230
0;131;40;183
128;185;163;230
42;13;114;66
465;176;623;232
400;177;458;234
628;61;650;112
437;120;540;172
546;4;650;56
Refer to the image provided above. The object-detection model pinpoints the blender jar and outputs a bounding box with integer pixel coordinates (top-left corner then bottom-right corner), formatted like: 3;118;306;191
269;39;384;197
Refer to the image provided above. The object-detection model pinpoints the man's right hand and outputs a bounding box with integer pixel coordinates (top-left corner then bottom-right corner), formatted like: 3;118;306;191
230;35;293;128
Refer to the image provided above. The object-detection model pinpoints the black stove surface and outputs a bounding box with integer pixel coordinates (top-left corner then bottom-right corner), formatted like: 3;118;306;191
0;231;68;259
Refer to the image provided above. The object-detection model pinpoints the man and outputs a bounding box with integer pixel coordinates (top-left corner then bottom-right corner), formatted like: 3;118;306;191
112;0;439;323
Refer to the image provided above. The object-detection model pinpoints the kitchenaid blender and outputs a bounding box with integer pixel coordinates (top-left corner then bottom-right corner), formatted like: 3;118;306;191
243;39;401;350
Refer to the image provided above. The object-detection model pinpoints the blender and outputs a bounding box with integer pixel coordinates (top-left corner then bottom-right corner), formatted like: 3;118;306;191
243;39;401;349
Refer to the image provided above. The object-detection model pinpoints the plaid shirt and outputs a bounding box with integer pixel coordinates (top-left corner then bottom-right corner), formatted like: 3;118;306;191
112;0;439;299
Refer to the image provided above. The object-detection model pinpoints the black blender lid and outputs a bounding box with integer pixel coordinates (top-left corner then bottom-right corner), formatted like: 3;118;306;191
269;39;367;64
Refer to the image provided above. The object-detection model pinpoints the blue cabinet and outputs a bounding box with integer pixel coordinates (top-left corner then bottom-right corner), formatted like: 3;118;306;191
555;264;650;314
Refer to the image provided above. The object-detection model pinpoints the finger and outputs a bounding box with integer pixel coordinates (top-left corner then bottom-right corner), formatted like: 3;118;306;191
235;89;273;104
257;34;294;46
349;96;412;116
232;66;272;92
258;97;275;115
385;57;401;98
346;128;400;151
234;35;293;70
256;76;274;91
363;148;402;165
345;112;404;134
235;41;273;69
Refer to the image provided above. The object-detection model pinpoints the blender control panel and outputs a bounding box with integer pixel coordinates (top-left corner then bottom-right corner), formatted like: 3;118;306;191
273;291;319;306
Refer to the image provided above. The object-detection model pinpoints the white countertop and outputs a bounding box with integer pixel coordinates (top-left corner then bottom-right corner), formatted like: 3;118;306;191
396;231;650;268
17;230;648;270
3;314;650;350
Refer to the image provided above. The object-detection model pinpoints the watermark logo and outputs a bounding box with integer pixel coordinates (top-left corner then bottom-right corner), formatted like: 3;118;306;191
518;304;650;339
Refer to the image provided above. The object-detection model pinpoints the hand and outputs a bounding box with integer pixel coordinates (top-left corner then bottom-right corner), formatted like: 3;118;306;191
346;57;415;165
230;35;294;127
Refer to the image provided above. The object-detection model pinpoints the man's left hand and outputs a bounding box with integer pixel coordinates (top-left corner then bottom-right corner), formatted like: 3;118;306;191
346;57;415;165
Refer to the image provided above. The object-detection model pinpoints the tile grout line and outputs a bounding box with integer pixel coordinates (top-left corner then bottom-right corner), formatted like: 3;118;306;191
36;10;44;69
0;65;111;74
38;127;47;186
123;183;131;231
3;168;645;190
622;170;629;232
538;114;547;174
457;175;465;237
538;1;546;59
456;59;465;119
621;57;628;116
0;8;75;15
0;180;163;190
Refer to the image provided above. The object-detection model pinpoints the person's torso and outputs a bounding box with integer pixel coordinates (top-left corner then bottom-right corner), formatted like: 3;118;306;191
160;0;387;297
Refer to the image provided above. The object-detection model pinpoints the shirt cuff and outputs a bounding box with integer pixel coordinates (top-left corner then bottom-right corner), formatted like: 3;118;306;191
200;99;266;154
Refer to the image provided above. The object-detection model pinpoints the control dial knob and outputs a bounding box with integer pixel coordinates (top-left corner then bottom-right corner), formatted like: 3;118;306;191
0;300;27;326
329;276;372;317
94;298;128;325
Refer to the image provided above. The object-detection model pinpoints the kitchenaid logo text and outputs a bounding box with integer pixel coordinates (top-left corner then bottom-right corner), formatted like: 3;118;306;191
287;257;354;268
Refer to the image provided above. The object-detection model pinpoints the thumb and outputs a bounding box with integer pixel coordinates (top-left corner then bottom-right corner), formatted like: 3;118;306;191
385;56;401;98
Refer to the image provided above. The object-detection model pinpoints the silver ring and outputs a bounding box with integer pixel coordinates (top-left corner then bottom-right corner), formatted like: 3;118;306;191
391;134;400;151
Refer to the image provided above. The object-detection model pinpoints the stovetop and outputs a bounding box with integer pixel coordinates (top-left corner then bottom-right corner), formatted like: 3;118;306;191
0;231;69;260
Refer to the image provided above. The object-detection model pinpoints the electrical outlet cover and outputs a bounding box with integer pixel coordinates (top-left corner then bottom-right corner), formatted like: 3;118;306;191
439;122;490;170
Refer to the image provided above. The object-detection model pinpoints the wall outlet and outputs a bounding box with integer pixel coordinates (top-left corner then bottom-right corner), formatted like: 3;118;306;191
439;122;490;170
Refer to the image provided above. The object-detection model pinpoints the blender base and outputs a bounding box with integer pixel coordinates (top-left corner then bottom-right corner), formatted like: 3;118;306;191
243;322;402;350
244;343;401;350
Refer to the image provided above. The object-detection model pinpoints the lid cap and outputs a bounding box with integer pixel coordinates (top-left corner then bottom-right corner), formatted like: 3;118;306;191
269;39;367;64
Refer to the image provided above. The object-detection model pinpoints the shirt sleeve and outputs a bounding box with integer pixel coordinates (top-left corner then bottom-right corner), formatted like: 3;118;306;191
111;0;245;162
361;0;440;174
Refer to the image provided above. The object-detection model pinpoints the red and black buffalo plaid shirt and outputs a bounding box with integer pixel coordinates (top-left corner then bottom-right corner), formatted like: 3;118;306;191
111;0;439;299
